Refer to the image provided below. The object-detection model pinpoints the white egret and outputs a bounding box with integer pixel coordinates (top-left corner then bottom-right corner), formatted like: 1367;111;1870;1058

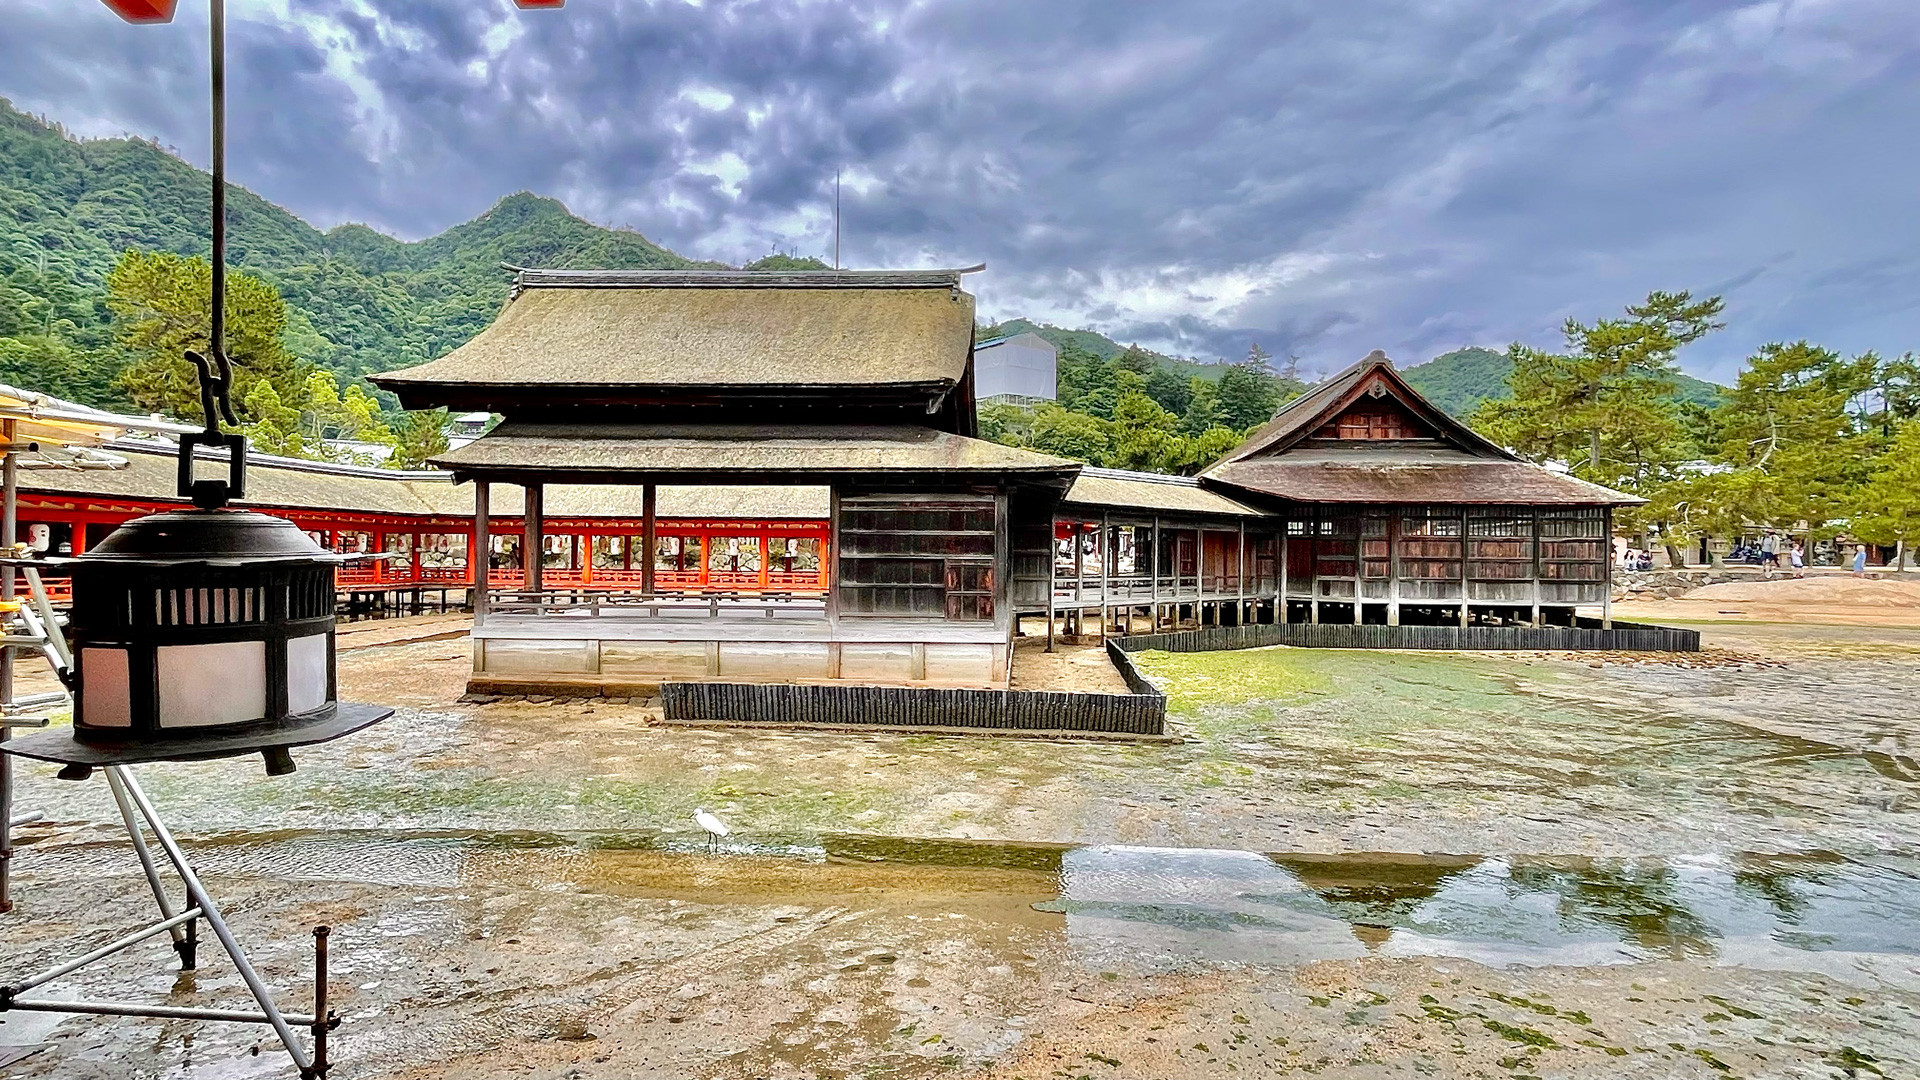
693;806;731;850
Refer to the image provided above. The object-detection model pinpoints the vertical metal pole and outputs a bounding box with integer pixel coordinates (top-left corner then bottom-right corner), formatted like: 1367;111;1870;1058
641;483;657;599
310;926;330;1078
209;0;226;364
1;418;15;915
471;481;490;625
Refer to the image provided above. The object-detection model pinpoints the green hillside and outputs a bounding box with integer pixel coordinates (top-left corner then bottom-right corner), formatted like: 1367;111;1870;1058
0;98;709;407
1402;346;1727;418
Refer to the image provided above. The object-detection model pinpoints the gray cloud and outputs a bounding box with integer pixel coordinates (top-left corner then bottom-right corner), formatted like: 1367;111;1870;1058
3;0;1915;381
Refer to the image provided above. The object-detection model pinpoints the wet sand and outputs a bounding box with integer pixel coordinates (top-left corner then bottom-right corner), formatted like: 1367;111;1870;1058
1;617;1917;1077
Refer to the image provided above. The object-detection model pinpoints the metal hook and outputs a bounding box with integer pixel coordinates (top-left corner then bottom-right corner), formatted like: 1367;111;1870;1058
183;350;237;433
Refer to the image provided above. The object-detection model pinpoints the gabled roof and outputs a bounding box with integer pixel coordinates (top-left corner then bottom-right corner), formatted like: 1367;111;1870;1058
369;267;980;407
1203;350;1643;507
1219;350;1516;464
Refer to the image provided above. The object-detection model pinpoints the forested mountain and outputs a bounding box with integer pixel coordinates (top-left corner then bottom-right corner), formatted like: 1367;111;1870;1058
1403;345;1726;417
0;97;706;408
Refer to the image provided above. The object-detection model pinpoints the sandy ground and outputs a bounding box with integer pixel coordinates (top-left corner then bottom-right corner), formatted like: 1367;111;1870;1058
1;607;1917;1077
1614;573;1920;629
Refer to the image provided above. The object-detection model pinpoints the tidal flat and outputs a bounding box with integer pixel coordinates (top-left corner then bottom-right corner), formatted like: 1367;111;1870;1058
1;619;1915;1078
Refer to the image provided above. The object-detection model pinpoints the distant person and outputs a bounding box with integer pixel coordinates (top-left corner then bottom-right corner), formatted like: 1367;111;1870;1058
1853;544;1868;575
1760;531;1780;573
1790;540;1805;576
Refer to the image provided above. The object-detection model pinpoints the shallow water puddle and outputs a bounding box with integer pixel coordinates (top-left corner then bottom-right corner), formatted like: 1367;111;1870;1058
21;831;1920;988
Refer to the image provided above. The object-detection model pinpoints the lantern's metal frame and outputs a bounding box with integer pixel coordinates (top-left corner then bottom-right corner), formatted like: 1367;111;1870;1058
0;764;338;1077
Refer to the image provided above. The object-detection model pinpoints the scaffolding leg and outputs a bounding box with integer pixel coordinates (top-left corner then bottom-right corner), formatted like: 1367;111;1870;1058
111;767;321;1076
104;769;194;970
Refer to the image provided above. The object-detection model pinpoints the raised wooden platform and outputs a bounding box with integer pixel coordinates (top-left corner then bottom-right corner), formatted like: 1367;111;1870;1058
1116;617;1700;654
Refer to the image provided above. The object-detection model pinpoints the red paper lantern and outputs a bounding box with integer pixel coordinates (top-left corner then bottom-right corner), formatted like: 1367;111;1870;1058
99;0;177;22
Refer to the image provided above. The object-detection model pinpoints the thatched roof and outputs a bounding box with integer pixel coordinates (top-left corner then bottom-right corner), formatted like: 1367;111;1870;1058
431;423;1079;484
19;443;829;522
1205;350;1640;507
370;268;978;399
1063;467;1266;519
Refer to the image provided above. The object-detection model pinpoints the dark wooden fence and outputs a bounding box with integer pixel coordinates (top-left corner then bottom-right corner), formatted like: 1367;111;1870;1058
1116;617;1699;655
660;679;1166;736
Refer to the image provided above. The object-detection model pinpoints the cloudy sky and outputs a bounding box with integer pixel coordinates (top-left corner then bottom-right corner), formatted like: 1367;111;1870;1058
3;0;1915;380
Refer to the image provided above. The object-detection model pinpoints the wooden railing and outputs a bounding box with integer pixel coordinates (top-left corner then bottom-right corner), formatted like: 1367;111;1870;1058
483;588;828;619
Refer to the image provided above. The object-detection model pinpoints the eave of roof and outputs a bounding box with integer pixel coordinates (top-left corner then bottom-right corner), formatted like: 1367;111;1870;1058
430;423;1080;483
1206;457;1644;506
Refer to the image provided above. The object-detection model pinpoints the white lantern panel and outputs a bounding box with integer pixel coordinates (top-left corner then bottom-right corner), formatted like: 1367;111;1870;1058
287;632;329;714
157;641;267;728
80;647;133;728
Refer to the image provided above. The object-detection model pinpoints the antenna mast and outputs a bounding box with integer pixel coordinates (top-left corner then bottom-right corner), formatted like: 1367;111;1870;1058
833;167;841;270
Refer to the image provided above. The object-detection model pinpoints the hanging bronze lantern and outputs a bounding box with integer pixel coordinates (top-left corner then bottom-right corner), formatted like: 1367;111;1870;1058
6;355;387;776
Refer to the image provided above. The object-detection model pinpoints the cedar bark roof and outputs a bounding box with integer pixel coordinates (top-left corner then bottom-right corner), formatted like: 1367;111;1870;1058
430;423;1079;483
369;268;978;399
1203;350;1642;507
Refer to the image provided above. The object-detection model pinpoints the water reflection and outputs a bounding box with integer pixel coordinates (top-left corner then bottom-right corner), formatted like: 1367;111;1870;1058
20;828;1920;985
1043;847;1920;983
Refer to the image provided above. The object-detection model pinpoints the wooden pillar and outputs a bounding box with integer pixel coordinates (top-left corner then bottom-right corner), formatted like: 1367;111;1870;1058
412;532;422;581
1150;516;1161;630
472;480;490;624
582;531;595;585
1310;506;1320;625
1387;512;1402;626
523;482;543;593
758;534;771;590
1530;507;1543;626
1459;505;1470;628
1352;514;1363;625
1278;522;1289;624
641;483;657;599
1046;517;1057;652
1602;505;1614;629
1099;511;1110;642
73;520;87;555
1237;519;1248;625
